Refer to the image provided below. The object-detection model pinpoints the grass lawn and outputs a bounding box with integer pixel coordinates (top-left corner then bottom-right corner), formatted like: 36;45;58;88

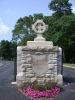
64;63;75;67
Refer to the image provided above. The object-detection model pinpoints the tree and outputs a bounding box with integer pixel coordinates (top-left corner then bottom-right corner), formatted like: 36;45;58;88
0;40;11;60
12;13;44;45
0;40;17;60
10;41;17;60
49;15;75;62
12;0;75;63
48;0;75;63
48;0;72;18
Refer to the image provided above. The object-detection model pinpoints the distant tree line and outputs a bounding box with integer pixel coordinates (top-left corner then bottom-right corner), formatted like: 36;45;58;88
0;40;17;60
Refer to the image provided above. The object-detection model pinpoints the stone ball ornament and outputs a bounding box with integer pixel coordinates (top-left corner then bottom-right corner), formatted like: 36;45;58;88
32;19;48;34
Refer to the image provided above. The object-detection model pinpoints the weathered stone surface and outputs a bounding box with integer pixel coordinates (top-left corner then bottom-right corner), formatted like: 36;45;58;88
24;78;31;82
26;68;32;71
48;64;54;69
46;70;52;74
21;58;32;64
17;48;62;86
31;78;37;82
21;68;26;72
48;60;57;64
21;45;59;52
26;69;33;73
32;55;48;76
27;41;53;49
48;53;57;59
57;74;63;85
26;74;35;78
16;20;63;86
21;64;32;68
45;74;52;77
38;79;44;84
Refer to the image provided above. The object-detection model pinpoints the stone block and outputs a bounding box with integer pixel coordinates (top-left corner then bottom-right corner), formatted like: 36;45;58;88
48;53;57;60
38;78;44;84
51;74;54;78
45;78;51;82
21;64;32;68
24;78;31;82
16;72;25;81
31;78;37;82
26;74;35;78
21;54;31;58
45;74;52;77
21;68;26;72
57;74;63;85
26;69;33;73
27;41;53;49
46;70;52;74
26;68;32;71
48;64;54;69
16;80;23;87
50;78;55;82
48;60;57;64
22;58;32;64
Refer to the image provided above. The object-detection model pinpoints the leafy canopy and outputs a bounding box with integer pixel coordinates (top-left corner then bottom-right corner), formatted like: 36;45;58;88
48;0;72;17
12;0;75;63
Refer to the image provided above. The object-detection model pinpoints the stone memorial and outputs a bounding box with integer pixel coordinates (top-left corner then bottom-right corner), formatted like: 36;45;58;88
16;19;63;86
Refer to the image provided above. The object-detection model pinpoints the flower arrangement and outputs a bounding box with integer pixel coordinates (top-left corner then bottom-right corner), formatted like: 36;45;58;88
21;80;63;98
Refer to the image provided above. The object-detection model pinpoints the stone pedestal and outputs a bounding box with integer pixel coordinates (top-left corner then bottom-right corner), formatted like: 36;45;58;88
16;46;63;86
16;19;63;86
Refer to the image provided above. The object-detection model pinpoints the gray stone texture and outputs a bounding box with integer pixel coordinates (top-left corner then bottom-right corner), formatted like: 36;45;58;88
16;20;63;86
16;46;62;86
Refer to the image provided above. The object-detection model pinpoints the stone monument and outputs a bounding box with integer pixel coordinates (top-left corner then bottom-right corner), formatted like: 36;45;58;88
16;19;63;86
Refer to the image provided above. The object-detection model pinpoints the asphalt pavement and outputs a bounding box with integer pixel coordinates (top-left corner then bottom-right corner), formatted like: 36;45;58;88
0;61;75;100
0;60;29;100
54;67;75;100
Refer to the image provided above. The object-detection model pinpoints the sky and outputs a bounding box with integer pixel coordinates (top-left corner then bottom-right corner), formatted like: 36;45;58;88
0;0;75;41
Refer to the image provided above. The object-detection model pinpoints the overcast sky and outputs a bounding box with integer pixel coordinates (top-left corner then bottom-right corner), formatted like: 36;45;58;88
0;0;75;41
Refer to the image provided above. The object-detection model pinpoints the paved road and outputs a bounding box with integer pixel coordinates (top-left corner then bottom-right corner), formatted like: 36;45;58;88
0;61;75;100
0;60;29;100
0;61;14;86
54;67;75;100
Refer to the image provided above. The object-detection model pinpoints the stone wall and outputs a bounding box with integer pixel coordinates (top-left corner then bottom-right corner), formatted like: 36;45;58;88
16;46;62;86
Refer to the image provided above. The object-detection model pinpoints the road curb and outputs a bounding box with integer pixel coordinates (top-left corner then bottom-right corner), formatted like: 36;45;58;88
64;65;75;69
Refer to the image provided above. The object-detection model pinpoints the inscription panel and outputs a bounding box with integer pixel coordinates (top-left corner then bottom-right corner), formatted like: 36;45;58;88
32;55;48;76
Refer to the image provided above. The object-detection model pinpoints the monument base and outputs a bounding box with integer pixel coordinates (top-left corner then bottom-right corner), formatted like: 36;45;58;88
16;46;63;86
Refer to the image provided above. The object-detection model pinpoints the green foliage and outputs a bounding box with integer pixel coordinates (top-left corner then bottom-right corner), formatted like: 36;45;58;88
10;41;17;59
12;13;44;45
0;40;17;60
48;0;72;18
32;84;46;91
50;15;75;62
43;14;75;63
0;40;11;60
21;81;63;91
12;0;75;63
21;82;32;89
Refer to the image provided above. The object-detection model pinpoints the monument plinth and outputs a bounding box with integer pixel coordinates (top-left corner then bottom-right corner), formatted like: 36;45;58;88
16;19;63;86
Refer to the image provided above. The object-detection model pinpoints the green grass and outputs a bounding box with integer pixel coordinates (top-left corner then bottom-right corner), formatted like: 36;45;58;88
64;63;75;67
